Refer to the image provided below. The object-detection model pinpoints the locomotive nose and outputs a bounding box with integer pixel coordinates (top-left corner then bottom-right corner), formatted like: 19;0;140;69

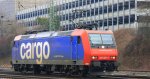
91;49;118;61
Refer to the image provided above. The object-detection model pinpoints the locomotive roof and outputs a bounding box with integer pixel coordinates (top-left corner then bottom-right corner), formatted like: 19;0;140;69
14;29;113;41
14;30;73;41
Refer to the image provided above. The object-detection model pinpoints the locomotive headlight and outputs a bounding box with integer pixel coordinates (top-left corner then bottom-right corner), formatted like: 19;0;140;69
92;56;98;60
101;46;105;49
110;56;116;60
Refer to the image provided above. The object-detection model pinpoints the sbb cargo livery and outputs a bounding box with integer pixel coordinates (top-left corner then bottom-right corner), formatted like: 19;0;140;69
12;29;118;75
20;41;50;64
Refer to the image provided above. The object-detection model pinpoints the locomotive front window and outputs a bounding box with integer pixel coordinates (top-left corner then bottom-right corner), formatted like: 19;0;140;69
89;34;116;48
101;34;114;45
89;34;102;47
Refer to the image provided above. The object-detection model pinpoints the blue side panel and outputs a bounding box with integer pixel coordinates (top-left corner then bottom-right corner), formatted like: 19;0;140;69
72;37;77;60
12;35;84;64
72;36;84;60
14;36;72;61
50;36;72;60
77;43;84;60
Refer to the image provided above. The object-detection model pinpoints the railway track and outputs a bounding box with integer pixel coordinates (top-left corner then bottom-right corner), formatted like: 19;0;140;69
91;70;150;78
0;68;149;79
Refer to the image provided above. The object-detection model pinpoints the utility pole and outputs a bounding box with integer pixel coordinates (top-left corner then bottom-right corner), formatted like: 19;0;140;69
49;0;54;31
49;0;60;31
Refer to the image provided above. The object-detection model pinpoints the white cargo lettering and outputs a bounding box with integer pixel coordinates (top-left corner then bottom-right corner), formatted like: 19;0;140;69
36;42;43;64
20;43;26;59
20;41;50;64
43;42;50;59
26;43;32;59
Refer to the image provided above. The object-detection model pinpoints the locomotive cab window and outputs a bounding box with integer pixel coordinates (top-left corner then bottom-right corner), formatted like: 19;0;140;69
89;34;116;48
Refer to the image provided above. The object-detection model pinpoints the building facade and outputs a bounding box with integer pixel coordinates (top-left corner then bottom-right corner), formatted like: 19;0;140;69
16;0;149;31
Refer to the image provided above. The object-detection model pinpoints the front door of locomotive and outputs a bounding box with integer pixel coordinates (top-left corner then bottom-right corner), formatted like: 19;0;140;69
72;36;81;63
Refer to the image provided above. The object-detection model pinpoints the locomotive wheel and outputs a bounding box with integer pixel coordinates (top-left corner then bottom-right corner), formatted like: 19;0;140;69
14;64;19;71
81;66;89;77
65;66;72;76
33;65;41;74
81;70;88;77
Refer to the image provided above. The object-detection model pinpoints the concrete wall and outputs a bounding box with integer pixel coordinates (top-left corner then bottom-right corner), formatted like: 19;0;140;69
0;0;15;20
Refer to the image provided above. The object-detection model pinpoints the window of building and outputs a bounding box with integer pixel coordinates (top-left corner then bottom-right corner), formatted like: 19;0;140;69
28;13;30;18
91;0;95;4
35;11;38;16
113;4;117;12
108;5;112;12
83;0;86;5
19;15;21;20
31;12;33;17
63;15;65;21
104;19;107;26
99;20;103;26
95;0;98;3
119;16;123;24
91;9;95;16
83;11;86;17
69;13;72;20
108;18;112;26
124;1;129;10
22;14;25;19
37;10;40;16
32;11;35;17
72;1;75;8
75;13;79;18
124;16;129;24
63;4;66;10
42;9;44;15
87;0;90;5
130;0;135;8
75;1;79;7
87;10;90;17
118;3;123;11
79;0;82;6
99;7;102;14
66;3;69;9
130;14;135;23
94;8;98;15
40;9;43;15
113;17;117;25
66;14;69;20
69;2;72;9
72;13;75;19
104;6;107;13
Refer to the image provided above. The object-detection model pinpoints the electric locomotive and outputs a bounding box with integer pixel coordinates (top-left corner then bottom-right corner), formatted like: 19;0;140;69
11;28;118;75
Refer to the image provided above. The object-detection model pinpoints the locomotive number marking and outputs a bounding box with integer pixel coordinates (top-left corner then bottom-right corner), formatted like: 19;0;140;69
20;41;50;64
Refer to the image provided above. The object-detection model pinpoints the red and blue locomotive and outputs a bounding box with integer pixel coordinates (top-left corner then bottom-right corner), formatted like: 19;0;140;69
12;29;118;75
